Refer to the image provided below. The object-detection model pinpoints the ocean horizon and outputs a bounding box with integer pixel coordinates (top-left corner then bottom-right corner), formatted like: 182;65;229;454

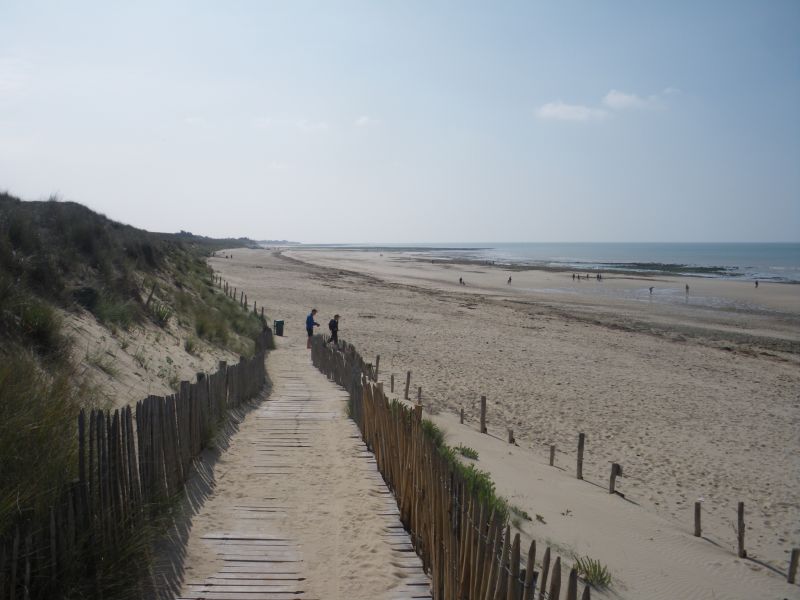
300;242;800;283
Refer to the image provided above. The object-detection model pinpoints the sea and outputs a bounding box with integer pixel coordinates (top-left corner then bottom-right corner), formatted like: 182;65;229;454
309;242;800;283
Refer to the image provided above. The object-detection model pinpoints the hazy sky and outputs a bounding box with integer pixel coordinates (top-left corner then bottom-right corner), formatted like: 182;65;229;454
1;1;798;243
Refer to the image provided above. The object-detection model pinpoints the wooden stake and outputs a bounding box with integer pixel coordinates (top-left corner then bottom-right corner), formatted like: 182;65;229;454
390;373;395;393
538;546;550;599
508;429;515;445
548;556;561;599
788;548;799;584
417;386;422;404
566;568;578;600
577;433;585;480
581;584;591;600
404;371;411;400
609;463;621;494
480;395;487;434
522;540;536;600
737;502;746;558
694;502;701;537
374;355;380;380
549;444;556;466
507;533;520;600
460;408;464;424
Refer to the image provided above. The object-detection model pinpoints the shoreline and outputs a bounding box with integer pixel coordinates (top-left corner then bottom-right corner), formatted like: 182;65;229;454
285;247;800;319
290;244;800;283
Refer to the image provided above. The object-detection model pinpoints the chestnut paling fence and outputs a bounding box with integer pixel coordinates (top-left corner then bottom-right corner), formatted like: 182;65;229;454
311;335;593;600
0;329;272;600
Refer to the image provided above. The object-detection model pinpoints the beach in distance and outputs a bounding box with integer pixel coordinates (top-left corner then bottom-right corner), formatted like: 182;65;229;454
214;246;799;597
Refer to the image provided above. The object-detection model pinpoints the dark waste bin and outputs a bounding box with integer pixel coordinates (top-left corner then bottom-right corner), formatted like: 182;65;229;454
273;320;284;337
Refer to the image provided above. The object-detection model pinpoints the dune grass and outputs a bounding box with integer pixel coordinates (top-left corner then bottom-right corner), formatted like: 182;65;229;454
0;192;267;597
421;419;508;522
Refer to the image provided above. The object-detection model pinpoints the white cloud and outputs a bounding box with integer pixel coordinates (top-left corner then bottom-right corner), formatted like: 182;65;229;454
603;88;678;111
536;101;608;122
537;87;677;123
295;118;329;133
355;115;379;127
253;116;273;129
603;90;650;110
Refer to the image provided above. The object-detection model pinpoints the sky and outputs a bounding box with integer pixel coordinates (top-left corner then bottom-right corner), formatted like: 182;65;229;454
1;1;798;243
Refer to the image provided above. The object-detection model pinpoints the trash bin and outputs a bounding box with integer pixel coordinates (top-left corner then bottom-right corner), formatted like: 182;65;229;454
273;320;284;337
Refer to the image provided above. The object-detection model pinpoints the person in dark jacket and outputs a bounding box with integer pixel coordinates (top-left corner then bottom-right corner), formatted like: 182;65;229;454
306;309;319;349
327;314;340;348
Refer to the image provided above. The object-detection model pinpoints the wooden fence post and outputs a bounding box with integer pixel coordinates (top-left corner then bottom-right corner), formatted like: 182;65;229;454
609;463;621;494
460;408;464;424
737;502;746;558
480;396;487;434
417;386;422;404
374;355;380;380
694;502;701;537
577;433;585;480
788;548;799;584
548;556;561;599
404;371;411;400
390;374;395;393
566;568;578;600
508;429;515;445
549;444;556;466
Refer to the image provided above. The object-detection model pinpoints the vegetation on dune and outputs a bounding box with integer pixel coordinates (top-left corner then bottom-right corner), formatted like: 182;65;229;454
421;419;509;522
0;191;268;597
455;443;479;460
572;554;613;588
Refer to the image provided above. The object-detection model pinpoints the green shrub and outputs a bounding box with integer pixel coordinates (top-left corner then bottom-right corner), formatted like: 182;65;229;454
150;300;173;327
94;294;137;329
455;444;479;460
573;555;613;588
420;418;508;522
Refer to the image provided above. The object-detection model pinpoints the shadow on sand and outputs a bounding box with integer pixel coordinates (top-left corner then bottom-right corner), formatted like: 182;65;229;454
141;375;272;599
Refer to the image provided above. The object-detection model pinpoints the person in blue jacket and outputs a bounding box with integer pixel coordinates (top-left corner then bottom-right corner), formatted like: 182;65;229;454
306;308;319;348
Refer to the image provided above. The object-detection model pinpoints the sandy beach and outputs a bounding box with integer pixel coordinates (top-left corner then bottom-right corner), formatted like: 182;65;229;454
211;247;799;596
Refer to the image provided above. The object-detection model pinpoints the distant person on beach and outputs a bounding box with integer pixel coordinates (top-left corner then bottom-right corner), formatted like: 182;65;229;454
685;284;690;294
755;280;759;288
306;308;319;349
572;273;575;280
459;277;463;285
507;276;512;285
649;286;654;295
326;314;340;348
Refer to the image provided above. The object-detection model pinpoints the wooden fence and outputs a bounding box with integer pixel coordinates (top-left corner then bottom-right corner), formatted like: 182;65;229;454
311;335;593;600
0;328;271;600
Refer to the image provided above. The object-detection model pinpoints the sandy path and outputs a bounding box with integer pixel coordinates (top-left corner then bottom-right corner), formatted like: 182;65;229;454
171;336;429;599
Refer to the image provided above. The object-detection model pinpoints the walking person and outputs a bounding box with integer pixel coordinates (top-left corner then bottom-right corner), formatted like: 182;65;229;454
306;308;319;349
327;314;340;349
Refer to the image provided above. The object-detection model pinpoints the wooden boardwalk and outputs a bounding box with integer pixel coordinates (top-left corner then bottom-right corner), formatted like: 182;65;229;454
175;338;430;600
